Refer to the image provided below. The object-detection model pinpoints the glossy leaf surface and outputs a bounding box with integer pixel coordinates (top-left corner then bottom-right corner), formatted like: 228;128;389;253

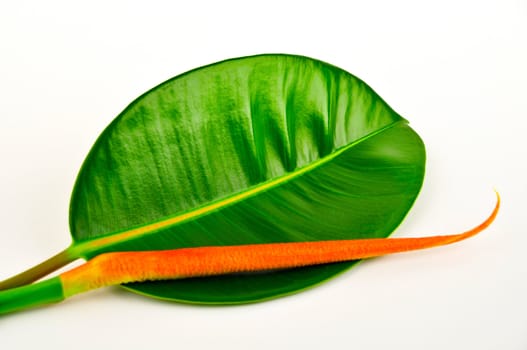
69;54;426;303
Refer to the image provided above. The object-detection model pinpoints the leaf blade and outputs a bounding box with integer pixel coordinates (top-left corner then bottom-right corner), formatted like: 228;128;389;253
69;54;426;303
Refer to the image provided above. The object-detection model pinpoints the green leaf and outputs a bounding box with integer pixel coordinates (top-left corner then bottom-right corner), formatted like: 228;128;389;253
66;54;425;303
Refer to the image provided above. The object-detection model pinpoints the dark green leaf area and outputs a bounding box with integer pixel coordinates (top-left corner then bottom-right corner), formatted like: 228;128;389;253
69;55;425;303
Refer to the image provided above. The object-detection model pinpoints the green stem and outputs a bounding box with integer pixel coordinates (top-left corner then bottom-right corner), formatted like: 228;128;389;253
0;277;64;315
0;247;77;290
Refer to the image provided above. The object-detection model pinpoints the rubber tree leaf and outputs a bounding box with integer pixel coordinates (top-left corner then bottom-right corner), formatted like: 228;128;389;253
58;54;425;303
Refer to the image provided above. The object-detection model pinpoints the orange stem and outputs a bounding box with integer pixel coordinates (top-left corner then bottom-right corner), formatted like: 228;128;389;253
60;191;500;297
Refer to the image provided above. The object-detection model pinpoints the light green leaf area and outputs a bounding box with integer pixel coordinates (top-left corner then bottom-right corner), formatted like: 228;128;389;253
69;54;425;303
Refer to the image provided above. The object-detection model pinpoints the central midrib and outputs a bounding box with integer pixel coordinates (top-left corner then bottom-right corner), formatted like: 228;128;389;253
71;120;406;257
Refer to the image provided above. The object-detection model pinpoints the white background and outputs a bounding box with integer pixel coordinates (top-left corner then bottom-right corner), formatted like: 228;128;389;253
0;1;526;349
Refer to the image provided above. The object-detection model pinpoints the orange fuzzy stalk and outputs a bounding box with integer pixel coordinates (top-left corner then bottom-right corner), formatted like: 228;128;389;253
61;192;500;297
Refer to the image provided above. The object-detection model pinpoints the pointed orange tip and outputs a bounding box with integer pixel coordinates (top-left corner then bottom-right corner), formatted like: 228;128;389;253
459;189;500;241
488;189;500;226
490;189;500;224
494;189;500;204
464;189;499;231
